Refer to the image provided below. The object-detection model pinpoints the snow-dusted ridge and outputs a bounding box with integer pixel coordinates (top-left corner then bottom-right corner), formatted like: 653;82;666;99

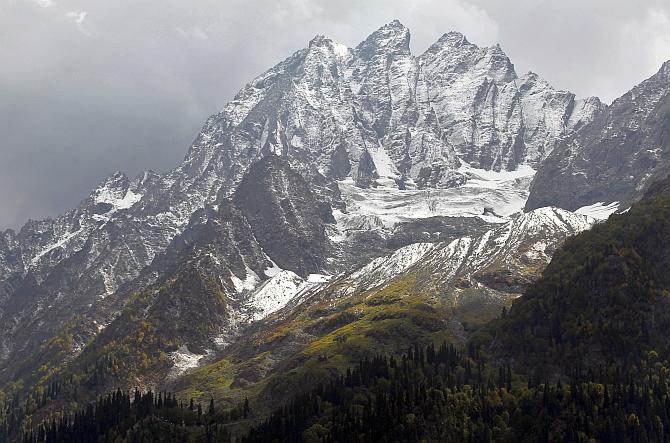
240;270;332;322
333;207;594;295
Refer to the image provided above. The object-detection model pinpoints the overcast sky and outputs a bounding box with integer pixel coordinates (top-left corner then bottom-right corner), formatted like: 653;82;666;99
1;0;669;229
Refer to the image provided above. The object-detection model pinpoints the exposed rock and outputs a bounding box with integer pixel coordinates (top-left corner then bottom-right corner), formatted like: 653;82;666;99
526;61;670;212
233;155;332;277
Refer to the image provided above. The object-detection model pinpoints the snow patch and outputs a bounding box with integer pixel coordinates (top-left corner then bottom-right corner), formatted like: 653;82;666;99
332;41;350;59
575;201;619;220
243;271;332;322
264;260;283;277
524;240;548;261
334;161;534;233
458;162;536;189
169;345;209;377
307;273;332;283
244;270;306;321
95;188;142;212
230;268;261;292
369;142;401;186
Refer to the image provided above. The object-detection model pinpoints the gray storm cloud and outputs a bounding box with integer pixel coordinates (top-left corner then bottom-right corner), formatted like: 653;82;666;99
1;0;669;229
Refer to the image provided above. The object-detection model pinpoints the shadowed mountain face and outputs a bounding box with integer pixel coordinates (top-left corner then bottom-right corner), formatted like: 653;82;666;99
232;155;333;277
526;61;670;213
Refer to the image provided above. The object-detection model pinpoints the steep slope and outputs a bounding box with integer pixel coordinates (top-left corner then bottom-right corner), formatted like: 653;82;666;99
0;171;163;362
415;32;600;175
488;190;670;378
232;156;333;277
526;60;670;213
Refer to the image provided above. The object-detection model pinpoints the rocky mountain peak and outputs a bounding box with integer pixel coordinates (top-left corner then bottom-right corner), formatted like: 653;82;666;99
97;171;130;190
422;30;477;60
621;60;670;103
420;31;516;83
436;31;470;47
307;34;349;57
377;18;409;35
136;169;160;187
518;71;548;90
658;59;670;79
483;44;516;82
308;34;328;47
88;170;142;214
356;19;410;57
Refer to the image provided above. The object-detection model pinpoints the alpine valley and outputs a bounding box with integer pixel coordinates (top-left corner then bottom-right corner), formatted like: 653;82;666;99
2;20;670;443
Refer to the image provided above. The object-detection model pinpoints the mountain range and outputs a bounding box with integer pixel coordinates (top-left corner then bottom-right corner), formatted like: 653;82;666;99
1;20;669;441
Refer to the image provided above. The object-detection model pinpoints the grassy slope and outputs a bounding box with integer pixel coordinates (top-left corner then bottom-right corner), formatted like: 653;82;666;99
176;274;503;414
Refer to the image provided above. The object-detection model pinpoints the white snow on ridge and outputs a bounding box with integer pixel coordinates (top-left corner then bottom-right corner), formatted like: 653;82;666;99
95;188;143;212
340;206;595;295
245;270;304;321
30;229;82;266
575;201;620;220
458;162;536;189
243;270;332;322
349;242;435;290
308;274;332;283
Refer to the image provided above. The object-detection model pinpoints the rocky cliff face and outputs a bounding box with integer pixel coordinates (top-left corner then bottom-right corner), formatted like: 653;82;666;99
205;20;599;191
233;156;334;277
526;61;670;212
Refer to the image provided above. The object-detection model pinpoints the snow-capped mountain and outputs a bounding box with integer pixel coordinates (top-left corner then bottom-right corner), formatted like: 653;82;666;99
526;60;670;213
0;21;602;390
